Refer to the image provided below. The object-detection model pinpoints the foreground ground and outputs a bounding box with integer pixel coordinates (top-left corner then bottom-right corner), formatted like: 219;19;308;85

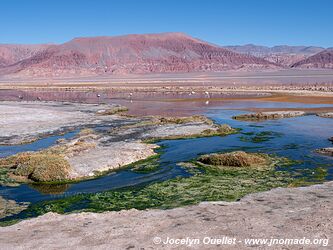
0;181;331;249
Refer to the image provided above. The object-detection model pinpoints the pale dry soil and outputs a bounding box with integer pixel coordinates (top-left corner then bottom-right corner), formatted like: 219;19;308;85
0;182;332;249
0;101;129;145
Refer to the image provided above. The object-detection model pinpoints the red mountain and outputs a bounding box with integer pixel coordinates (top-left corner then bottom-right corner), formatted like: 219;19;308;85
291;49;333;69
0;33;279;77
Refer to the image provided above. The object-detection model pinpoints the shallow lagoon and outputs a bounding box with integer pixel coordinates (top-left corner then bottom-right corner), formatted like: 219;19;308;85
0;102;332;217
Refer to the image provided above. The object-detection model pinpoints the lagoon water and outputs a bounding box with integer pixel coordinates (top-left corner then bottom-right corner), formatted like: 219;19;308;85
0;102;333;209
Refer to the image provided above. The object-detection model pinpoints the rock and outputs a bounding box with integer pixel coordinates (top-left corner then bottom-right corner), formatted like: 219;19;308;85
315;147;333;156
317;112;333;118
233;111;306;121
0;196;29;219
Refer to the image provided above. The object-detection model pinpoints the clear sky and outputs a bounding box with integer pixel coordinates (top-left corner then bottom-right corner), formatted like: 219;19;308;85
1;0;332;47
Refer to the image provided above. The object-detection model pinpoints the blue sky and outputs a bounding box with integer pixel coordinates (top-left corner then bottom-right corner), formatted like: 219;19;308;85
1;0;332;47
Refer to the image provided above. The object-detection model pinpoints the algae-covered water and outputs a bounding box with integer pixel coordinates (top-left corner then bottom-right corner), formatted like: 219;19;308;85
0;102;333;223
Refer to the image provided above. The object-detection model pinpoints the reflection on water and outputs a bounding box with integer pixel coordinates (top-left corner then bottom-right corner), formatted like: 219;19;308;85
28;183;71;195
1;89;333;117
0;131;78;158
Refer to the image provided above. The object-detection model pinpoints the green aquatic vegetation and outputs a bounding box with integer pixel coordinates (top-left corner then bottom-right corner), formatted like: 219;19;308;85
239;131;283;143
0;152;297;225
283;143;300;150
241;132;255;136
248;124;265;128
0;168;19;187
288;167;329;187
128;155;161;173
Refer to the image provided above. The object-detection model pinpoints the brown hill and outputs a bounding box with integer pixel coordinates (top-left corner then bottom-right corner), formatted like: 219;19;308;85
291;49;333;69
0;33;279;77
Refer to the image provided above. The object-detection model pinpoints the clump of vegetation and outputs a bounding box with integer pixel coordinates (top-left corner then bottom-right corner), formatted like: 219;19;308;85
0;168;18;187
198;151;268;168
129;155;160;173
61;141;96;157
0;128;98;186
233;111;305;121
96;106;128;115
156;115;214;125
78;128;95;136
1;152;71;182
123;115;214;129
202;124;237;136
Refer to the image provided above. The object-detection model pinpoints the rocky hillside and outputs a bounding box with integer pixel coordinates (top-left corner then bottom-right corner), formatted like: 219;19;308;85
291;48;333;69
0;44;51;68
0;33;279;77
225;44;325;66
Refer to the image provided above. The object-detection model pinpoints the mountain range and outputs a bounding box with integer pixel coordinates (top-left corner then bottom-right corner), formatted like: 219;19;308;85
0;33;332;78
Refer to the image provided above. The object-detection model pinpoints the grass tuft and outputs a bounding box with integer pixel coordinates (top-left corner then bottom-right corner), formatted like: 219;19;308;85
198;151;268;168
1;152;71;182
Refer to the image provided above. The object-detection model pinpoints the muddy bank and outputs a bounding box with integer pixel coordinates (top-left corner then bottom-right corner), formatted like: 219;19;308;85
233;111;306;121
0;181;331;249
